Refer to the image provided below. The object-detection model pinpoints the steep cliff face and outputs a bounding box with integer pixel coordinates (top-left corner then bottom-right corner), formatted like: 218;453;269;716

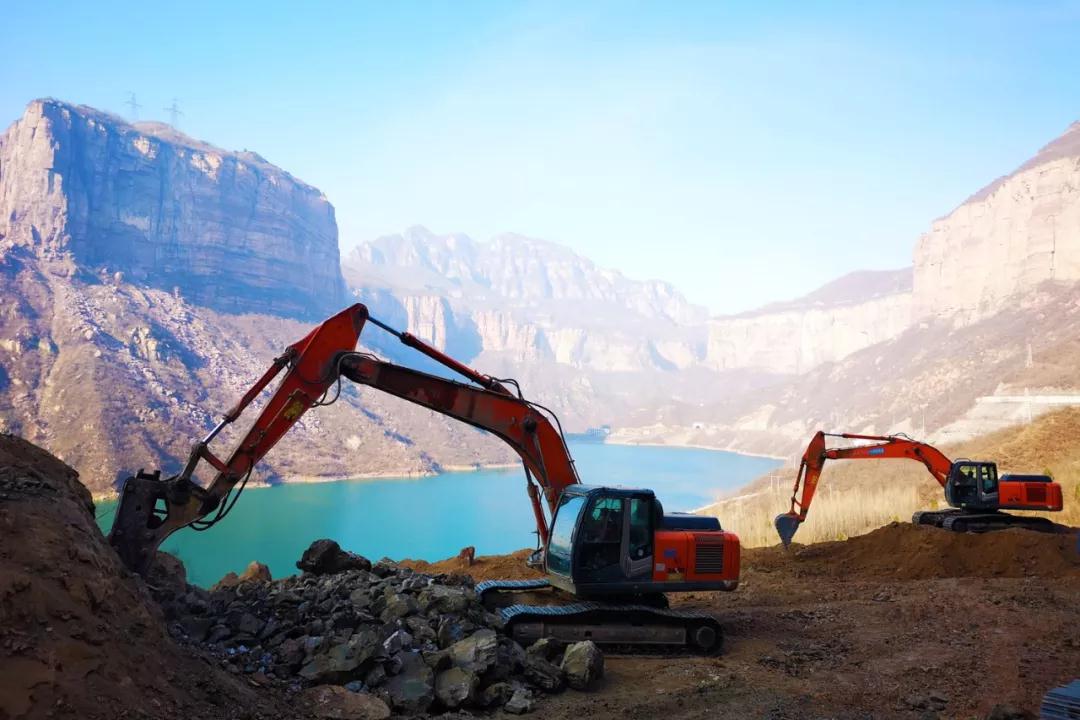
349;226;707;325
0;99;345;318
913;121;1080;323
0;100;505;494
343;227;710;378
707;269;913;374
630;120;1080;456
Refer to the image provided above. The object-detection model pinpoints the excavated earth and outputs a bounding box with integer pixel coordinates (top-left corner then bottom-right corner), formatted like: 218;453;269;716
3;434;1079;719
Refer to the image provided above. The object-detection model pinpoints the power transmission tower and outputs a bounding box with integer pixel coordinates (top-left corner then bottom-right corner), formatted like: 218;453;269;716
124;92;142;120
164;98;184;128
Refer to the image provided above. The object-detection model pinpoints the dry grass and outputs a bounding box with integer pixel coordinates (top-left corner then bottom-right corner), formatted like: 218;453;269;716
708;407;1080;547
716;477;924;547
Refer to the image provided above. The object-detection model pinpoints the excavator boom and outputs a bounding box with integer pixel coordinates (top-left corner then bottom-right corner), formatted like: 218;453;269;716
109;303;578;574
775;431;953;546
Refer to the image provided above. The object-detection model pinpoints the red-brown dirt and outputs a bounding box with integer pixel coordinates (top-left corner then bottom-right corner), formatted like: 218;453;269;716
400;548;542;581
747;521;1080;580
0;435;290;720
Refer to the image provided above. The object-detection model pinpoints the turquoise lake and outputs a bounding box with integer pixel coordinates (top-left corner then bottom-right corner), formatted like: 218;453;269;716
96;442;780;587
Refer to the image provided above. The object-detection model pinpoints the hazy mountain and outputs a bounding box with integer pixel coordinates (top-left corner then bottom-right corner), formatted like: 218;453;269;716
4;97;1077;493
611;119;1080;455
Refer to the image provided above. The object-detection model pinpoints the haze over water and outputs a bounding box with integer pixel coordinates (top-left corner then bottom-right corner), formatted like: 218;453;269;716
98;442;780;587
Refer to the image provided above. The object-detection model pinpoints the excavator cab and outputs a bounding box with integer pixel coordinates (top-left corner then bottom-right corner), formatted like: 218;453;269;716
544;485;739;598
945;461;999;510
546;487;653;590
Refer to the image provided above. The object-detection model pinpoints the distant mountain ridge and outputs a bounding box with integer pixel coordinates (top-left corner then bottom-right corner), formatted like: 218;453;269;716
612;117;1080;455
3;96;1078;495
734;268;913;319
348;226;707;326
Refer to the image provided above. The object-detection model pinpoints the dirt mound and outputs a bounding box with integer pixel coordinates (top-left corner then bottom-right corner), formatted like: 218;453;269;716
0;434;282;720
400;548;543;582
746;521;1080;580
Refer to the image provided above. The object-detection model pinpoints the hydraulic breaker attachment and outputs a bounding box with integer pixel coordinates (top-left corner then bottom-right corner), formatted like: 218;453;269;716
108;470;215;574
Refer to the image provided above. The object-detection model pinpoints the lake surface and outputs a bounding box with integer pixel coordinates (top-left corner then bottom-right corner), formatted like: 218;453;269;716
96;442;780;587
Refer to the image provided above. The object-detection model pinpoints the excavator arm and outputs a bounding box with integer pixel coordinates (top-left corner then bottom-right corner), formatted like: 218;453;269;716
773;431;954;547
339;355;578;539
109;303;579;575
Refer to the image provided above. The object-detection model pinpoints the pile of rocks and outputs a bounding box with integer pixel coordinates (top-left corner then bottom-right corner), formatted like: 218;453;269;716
159;540;604;716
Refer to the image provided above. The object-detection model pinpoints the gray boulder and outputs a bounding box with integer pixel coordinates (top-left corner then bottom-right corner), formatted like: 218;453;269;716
448;628;499;673
523;652;564;692
435;666;478;709
385;651;435;713
504;686;535;714
378;589;417;623
418;585;472;614
299;630;379;684
526;637;565;662
297;539;372;575
480;681;515;708
561;640;604;690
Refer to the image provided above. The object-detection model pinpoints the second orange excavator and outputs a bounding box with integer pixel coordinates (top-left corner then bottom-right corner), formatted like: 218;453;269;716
774;431;1064;546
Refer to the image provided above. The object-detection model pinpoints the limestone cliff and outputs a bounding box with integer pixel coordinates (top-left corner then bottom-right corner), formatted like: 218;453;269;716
616;120;1080;454
707;269;913;374
343;227;710;377
347;226;706;325
913;121;1080;323
0;99;345;318
0;100;505;494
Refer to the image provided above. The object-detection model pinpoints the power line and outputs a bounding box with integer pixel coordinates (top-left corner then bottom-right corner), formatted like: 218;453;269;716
164;98;184;128
124;92;142;121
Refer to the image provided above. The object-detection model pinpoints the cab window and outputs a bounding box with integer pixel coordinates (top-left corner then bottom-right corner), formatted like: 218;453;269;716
581;497;623;543
546;495;585;576
628;498;652;560
955;465;976;486
979;465;997;494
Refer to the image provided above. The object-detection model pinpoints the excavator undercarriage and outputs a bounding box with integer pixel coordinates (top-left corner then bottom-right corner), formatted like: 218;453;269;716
477;579;723;653
911;508;1058;534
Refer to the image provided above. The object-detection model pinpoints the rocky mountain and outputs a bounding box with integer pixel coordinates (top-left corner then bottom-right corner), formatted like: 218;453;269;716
913;121;1080;324
343;227;733;430
3;96;1078;494
705;269;913;375
349;227;705;325
0;99;346;318
0;100;508;494
611;118;1080;455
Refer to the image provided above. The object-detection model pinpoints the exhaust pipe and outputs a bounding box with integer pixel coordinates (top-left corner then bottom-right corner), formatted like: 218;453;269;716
773;513;802;548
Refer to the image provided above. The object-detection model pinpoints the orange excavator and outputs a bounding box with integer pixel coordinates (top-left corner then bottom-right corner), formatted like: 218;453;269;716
773;431;1064;546
109;304;737;651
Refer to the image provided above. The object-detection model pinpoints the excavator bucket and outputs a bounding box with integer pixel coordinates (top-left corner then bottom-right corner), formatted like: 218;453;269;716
774;513;802;548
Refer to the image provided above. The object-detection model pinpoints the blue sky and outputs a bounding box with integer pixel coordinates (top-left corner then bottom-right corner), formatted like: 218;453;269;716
3;1;1079;313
